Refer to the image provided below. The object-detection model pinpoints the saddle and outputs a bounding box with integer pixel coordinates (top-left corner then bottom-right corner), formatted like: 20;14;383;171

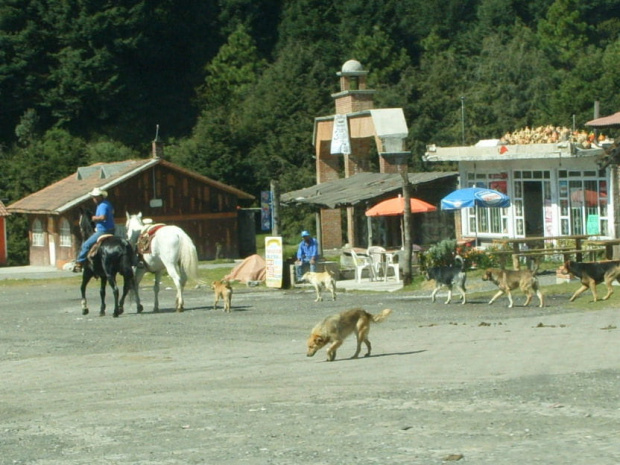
136;224;166;255
87;234;115;260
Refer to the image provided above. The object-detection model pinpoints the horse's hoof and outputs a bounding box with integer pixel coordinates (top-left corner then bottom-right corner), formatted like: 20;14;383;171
118;308;124;315
99;311;105;317
113;313;120;318
82;309;89;315
137;305;143;314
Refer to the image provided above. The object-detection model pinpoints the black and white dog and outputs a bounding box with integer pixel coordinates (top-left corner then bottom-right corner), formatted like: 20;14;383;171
424;255;467;304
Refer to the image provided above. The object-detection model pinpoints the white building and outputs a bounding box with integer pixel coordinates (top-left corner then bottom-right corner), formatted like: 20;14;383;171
424;140;616;244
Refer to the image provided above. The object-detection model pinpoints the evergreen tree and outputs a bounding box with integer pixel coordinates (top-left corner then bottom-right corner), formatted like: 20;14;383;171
537;0;589;68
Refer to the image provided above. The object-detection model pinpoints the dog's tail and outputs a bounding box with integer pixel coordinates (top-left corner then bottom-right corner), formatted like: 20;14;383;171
371;308;392;323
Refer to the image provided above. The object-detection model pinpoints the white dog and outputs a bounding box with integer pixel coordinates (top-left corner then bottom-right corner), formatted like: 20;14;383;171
301;271;337;302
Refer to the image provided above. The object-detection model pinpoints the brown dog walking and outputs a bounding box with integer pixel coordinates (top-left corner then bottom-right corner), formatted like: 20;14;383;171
306;308;392;361
211;279;233;312
482;268;544;308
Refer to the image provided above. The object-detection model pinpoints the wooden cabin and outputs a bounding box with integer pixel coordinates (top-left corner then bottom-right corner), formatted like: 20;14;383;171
7;142;255;268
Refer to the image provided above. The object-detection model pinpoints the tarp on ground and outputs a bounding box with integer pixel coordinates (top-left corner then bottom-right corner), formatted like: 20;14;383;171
224;254;266;283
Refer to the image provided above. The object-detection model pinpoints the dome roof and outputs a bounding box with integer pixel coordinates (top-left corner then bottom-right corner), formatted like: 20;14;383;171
341;59;364;73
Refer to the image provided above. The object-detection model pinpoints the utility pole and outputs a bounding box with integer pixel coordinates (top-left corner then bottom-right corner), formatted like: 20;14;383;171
461;96;466;145
270;180;279;236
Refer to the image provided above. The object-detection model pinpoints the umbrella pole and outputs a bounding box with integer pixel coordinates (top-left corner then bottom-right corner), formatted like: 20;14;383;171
474;204;478;247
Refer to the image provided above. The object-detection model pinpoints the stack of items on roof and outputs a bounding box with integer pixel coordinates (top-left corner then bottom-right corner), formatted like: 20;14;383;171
499;125;612;149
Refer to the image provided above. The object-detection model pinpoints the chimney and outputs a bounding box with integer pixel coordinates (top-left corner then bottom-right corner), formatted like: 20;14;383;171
152;124;164;159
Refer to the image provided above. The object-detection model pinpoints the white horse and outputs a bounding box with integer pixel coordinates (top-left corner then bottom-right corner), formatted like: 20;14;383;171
125;212;199;312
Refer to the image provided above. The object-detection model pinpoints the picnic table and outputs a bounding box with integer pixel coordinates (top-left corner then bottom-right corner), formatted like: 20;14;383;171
491;234;603;270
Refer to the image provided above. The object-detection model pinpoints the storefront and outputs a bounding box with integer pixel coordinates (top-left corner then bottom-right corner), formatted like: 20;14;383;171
425;141;615;245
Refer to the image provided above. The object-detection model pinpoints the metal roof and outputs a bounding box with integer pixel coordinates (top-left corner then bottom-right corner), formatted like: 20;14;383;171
425;142;604;162
7;158;254;215
0;200;9;217
280;172;458;209
586;112;620;127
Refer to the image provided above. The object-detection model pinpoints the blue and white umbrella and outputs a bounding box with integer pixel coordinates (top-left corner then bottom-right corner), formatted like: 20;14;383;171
441;187;510;211
441;187;510;246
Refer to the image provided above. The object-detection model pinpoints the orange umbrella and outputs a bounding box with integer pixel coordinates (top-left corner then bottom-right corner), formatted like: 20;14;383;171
570;189;605;207
365;196;437;217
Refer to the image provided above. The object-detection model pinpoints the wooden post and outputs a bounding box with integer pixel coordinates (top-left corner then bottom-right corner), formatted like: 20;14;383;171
400;167;412;285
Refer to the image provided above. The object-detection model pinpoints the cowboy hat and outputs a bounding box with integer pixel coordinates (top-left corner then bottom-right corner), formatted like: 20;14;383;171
89;187;108;198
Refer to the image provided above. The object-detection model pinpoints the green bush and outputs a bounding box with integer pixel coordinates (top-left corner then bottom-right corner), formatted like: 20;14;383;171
421;239;457;268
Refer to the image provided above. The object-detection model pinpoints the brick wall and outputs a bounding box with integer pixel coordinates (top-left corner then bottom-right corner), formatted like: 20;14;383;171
320;208;342;250
334;93;375;114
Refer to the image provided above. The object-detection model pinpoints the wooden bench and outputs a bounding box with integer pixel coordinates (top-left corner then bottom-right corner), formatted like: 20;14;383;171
493;247;606;269
511;248;606;269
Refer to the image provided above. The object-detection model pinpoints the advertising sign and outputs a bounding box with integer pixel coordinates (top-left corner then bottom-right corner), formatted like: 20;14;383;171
265;236;283;288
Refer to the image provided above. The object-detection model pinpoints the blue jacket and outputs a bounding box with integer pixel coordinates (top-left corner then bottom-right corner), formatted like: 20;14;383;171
297;237;319;262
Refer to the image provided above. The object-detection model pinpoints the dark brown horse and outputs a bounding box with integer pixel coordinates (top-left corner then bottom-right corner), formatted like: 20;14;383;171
78;208;142;317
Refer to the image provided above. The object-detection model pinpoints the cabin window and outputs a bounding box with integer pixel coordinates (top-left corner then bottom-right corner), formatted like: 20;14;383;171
59;218;72;247
32;219;45;247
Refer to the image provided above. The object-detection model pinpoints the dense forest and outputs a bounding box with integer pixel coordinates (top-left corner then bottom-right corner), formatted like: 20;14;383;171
2;0;620;263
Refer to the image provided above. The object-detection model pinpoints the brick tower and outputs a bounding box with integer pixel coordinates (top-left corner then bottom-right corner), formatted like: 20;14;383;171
314;60;409;249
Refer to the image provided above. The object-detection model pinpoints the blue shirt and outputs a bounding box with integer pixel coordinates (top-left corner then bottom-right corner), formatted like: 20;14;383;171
95;199;115;232
297;237;319;262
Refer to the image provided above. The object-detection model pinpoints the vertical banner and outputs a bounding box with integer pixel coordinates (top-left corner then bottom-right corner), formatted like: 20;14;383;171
330;114;351;155
265;236;283;288
261;190;272;231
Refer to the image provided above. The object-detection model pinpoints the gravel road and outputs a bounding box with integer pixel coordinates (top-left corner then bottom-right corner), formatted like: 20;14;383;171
1;276;619;464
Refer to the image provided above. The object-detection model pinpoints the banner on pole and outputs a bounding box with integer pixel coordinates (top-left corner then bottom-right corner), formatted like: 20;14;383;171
330;114;351;155
261;191;272;231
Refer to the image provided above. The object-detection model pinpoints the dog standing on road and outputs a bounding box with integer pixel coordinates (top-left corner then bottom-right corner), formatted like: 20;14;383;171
301;270;337;302
482;268;544;308
561;260;620;302
424;256;467;304
306;308;392;361
211;279;233;312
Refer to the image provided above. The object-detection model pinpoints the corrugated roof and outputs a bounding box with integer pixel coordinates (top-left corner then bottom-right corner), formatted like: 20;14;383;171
7;158;254;214
280;172;458;209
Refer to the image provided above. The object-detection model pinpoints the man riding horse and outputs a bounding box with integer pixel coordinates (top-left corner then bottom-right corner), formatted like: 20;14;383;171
73;187;116;272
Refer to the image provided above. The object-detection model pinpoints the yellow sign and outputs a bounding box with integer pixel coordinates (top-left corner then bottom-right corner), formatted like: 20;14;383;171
265;236;283;288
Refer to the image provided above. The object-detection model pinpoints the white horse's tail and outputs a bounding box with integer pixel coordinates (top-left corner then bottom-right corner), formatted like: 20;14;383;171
178;231;199;282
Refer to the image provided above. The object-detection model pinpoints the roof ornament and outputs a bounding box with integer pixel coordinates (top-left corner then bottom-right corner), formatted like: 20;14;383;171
152;124;163;159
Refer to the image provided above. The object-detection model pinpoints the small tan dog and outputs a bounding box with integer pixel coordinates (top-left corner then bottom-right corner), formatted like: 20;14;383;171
211;280;233;312
482;268;544;308
301;270;337;302
306;308;392;361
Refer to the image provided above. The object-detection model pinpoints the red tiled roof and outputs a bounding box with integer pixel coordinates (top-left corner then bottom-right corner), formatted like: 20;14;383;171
586;112;620;127
7;158;254;214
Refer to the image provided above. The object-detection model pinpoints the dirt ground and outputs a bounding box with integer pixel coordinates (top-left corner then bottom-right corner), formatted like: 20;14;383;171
1;276;619;464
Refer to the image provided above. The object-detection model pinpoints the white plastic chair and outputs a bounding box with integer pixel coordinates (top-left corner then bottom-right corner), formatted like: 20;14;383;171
384;252;400;282
367;246;387;280
349;249;376;283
